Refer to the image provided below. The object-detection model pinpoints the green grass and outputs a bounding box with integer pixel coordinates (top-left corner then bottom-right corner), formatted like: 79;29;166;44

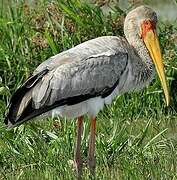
0;0;177;179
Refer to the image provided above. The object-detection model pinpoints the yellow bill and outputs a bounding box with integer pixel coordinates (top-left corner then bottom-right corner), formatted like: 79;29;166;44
143;30;170;106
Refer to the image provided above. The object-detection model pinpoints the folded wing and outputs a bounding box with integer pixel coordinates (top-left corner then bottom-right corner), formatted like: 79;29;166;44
5;51;128;127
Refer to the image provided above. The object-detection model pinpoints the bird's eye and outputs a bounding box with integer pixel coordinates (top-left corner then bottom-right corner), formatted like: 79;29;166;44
144;21;150;26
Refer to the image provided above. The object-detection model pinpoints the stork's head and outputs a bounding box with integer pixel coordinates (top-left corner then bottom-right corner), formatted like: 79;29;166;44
124;6;170;106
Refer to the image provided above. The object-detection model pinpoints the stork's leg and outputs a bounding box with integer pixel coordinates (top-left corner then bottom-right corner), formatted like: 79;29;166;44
87;117;96;176
74;116;83;179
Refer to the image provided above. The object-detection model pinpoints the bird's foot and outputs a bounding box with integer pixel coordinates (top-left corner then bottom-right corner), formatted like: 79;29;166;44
74;159;83;180
87;156;96;177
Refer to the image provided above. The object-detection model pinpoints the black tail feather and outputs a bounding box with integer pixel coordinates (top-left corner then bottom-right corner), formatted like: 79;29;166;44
4;69;49;127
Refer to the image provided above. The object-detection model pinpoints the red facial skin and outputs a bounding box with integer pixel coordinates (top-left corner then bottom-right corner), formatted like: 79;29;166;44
141;20;156;39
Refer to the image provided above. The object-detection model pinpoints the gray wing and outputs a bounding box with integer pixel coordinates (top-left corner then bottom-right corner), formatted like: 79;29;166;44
32;51;128;109
5;36;129;127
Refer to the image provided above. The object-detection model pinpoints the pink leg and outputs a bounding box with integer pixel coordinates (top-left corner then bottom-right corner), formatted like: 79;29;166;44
87;117;96;176
74;116;83;179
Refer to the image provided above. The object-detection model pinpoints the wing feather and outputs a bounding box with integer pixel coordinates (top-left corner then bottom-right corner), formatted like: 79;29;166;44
5;36;130;127
32;51;128;108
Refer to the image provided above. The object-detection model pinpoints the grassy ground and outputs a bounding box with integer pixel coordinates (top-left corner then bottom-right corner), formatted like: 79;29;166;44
0;0;177;179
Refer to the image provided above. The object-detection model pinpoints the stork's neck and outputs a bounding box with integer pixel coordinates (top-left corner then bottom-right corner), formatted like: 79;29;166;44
123;30;155;88
125;30;154;71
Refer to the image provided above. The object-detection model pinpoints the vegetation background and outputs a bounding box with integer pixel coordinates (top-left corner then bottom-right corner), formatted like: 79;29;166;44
0;0;177;179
